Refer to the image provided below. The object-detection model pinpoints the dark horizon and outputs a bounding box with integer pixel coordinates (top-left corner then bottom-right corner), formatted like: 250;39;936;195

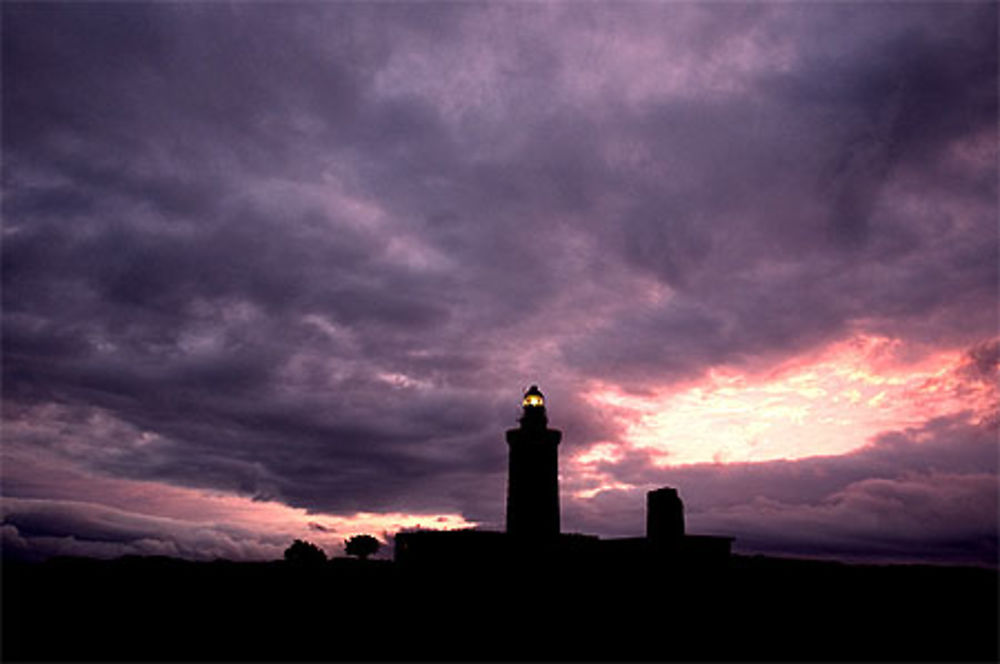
5;547;998;662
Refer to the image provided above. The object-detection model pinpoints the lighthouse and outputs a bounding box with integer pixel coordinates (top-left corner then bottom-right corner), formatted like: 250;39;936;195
505;385;562;539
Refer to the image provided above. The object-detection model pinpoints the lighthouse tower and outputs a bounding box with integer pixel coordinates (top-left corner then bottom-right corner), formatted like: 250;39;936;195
505;385;562;540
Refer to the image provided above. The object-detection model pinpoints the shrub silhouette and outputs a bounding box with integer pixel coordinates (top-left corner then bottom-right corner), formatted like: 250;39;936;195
283;539;327;565
344;534;380;560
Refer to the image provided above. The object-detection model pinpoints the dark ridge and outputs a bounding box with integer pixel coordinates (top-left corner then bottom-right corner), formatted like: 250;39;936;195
3;552;996;661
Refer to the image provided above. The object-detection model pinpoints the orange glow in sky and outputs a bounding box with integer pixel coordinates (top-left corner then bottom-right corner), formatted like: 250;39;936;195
578;334;995;469
140;489;478;557
151;489;478;557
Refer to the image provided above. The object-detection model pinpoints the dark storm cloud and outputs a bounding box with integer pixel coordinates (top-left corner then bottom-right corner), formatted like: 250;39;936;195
3;1;582;523
2;1;997;560
560;4;998;381
1;497;291;561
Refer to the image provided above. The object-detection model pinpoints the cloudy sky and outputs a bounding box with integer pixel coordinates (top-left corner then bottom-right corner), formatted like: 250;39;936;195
3;1;997;565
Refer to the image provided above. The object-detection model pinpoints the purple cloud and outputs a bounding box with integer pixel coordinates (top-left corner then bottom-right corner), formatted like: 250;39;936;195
564;413;998;564
2;2;996;563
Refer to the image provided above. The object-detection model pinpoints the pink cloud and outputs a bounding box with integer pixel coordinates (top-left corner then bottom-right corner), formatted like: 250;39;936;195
2;448;475;561
576;334;996;469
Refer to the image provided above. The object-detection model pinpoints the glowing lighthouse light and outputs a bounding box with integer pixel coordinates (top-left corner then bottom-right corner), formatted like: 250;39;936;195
507;384;561;538
522;385;545;408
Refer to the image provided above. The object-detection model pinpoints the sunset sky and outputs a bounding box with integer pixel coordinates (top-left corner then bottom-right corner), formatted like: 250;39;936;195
3;1;997;565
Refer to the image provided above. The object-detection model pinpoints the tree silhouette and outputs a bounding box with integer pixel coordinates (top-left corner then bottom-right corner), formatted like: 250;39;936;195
283;539;327;565
344;534;380;560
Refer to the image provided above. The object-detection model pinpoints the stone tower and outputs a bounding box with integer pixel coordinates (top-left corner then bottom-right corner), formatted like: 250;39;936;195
647;486;685;547
505;385;562;539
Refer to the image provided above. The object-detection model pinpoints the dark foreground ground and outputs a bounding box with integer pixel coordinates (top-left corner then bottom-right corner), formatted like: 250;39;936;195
3;553;997;661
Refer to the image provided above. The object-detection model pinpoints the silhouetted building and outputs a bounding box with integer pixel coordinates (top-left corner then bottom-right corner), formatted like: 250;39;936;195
647;487;685;546
395;385;733;570
505;385;561;539
394;529;510;569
